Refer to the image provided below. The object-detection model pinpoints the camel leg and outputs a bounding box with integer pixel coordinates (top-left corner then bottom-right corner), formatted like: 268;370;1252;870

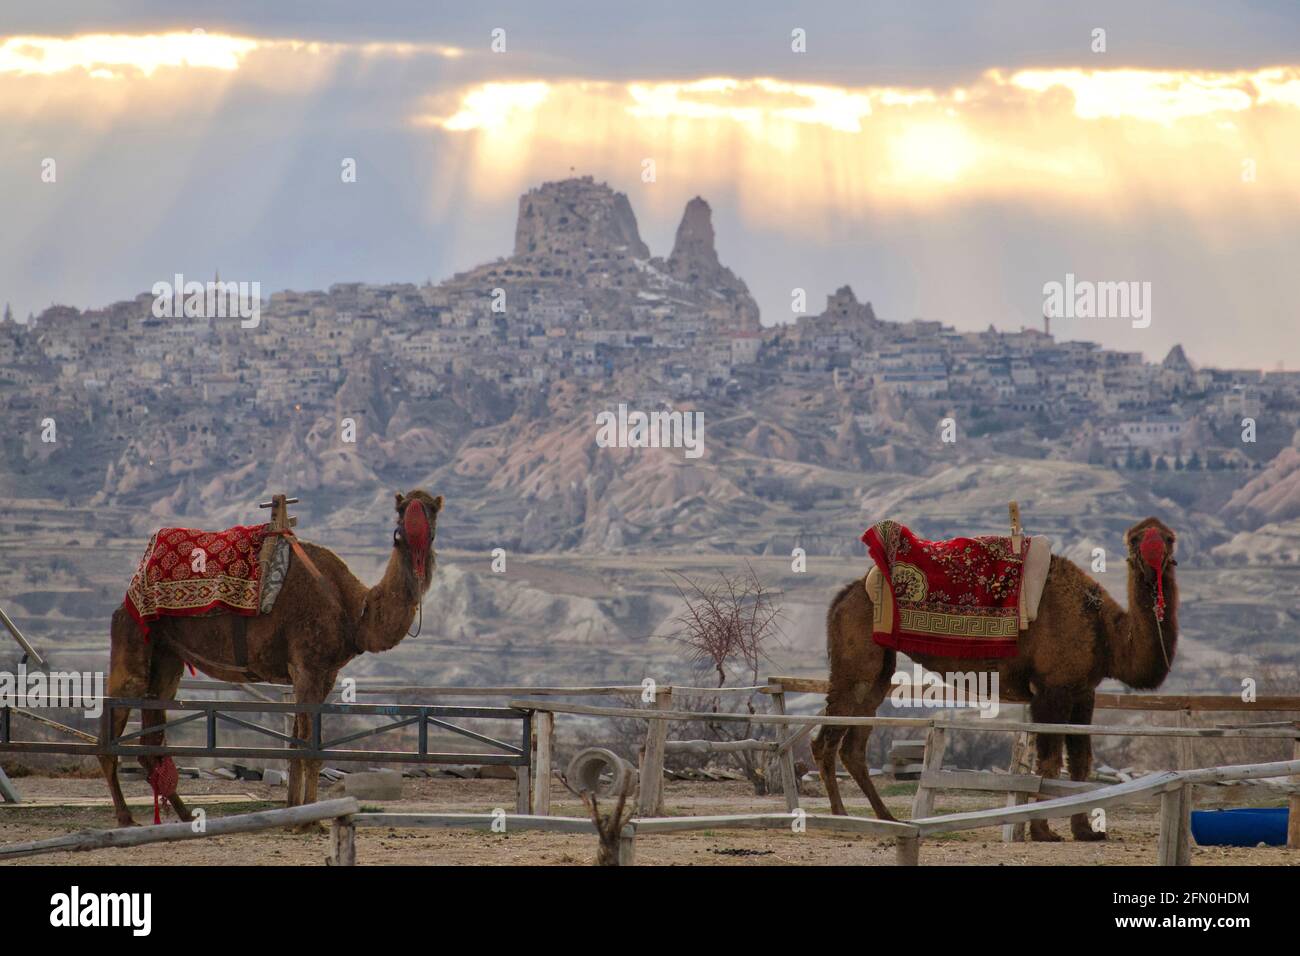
137;648;192;823
97;702;137;827
98;607;149;826
296;678;330;809
812;726;850;816
287;669;330;830
819;581;895;817
839;724;897;822
1028;690;1068;842
1067;695;1105;841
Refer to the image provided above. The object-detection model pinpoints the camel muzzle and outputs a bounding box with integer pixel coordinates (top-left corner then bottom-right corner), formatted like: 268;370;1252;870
403;500;431;582
1138;527;1168;622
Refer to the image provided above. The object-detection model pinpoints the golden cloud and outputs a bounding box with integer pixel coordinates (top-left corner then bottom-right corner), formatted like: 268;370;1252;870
421;67;1300;218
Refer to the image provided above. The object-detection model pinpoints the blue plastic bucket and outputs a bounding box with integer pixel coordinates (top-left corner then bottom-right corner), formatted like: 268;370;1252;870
1190;808;1288;847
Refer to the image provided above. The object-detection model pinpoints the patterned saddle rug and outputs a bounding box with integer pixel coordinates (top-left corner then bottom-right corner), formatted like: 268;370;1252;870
862;520;1035;659
123;523;290;638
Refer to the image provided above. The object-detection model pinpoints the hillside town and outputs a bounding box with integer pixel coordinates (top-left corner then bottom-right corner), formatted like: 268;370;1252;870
2;176;1297;514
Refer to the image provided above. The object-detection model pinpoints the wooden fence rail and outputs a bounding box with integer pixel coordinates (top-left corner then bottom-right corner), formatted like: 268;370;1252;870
765;676;1300;712
506;698;1300;737
0;797;360;861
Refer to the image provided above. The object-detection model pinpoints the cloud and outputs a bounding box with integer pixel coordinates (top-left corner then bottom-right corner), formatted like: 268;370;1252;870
421;67;1300;213
2;24;1298;369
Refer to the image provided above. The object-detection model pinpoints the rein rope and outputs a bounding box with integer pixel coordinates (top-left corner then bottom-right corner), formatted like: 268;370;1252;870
1152;587;1171;671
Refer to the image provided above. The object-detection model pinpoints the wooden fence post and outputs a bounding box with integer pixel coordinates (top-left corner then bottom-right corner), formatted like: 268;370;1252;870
894;833;920;866
1289;723;1300;850
515;764;531;815
532;710;554;817
637;688;671;816
1156;781;1191;866
1176;709;1195;771
1002;792;1029;842
767;681;801;812
1004;703;1032;842
617;825;636;866
329;816;357;866
910;725;947;820
281;688;295;775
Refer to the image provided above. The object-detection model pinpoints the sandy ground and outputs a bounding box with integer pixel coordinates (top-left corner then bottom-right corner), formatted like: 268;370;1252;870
2;773;1295;866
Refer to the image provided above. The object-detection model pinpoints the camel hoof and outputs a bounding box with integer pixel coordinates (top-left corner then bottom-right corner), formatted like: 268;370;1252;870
1029;825;1063;843
1073;826;1107;841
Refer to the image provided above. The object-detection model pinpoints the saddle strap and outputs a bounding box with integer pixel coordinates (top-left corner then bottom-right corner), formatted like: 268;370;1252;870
277;532;325;585
174;641;257;677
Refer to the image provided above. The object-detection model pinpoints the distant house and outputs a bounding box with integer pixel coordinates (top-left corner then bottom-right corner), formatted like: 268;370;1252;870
1098;416;1187;449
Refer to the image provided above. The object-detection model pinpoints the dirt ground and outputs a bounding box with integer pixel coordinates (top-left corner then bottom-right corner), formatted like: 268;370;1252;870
1;774;1294;866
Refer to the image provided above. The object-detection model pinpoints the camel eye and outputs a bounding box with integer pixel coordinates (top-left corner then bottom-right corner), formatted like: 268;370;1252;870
393;528;404;546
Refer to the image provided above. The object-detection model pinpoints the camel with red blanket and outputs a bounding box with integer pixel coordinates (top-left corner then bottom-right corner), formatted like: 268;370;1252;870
813;516;1179;841
100;490;442;827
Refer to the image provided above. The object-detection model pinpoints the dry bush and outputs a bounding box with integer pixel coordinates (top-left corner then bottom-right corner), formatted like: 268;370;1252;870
663;566;787;793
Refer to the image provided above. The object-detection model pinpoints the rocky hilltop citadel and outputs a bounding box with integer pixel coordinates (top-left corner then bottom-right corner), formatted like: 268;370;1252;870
2;174;1298;563
2;174;1298;685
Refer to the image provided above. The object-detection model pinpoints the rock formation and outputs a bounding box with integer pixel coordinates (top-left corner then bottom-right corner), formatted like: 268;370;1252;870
664;196;760;330
514;176;650;260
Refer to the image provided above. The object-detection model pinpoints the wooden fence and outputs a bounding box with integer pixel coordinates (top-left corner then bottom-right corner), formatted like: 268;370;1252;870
321;756;1300;866
509;691;1300;850
0;797;359;861
5;675;1296;859
0;697;535;812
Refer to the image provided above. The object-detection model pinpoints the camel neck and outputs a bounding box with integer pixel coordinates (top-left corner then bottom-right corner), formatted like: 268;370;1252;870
1109;564;1178;689
354;549;422;654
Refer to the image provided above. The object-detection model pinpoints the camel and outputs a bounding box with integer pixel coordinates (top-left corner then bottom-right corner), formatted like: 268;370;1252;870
99;490;442;827
811;516;1178;841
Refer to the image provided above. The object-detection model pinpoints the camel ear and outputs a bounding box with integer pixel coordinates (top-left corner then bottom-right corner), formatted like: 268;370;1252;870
394;492;405;512
431;495;444;515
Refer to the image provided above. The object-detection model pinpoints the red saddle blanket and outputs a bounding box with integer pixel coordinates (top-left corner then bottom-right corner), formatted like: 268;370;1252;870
124;523;271;638
862;520;1027;659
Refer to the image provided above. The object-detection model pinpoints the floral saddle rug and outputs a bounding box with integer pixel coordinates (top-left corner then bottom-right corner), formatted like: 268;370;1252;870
861;520;1050;660
123;523;290;638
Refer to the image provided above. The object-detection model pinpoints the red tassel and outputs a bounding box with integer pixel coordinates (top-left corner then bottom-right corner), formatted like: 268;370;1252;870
147;757;178;826
1138;528;1167;622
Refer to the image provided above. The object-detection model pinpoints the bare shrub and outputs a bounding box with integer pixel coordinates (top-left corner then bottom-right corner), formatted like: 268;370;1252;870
662;566;786;793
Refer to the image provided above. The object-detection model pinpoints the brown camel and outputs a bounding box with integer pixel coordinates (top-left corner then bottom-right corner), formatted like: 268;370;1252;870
99;490;442;826
811;516;1178;841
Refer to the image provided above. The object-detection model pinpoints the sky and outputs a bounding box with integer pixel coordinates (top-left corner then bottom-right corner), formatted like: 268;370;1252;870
2;1;1298;368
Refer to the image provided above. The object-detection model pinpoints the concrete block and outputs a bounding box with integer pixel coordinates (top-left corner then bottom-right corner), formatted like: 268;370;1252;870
341;769;403;800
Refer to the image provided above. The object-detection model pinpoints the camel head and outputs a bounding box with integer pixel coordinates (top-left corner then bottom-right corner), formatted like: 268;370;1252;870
1124;516;1177;586
392;489;443;594
1125;516;1178;625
